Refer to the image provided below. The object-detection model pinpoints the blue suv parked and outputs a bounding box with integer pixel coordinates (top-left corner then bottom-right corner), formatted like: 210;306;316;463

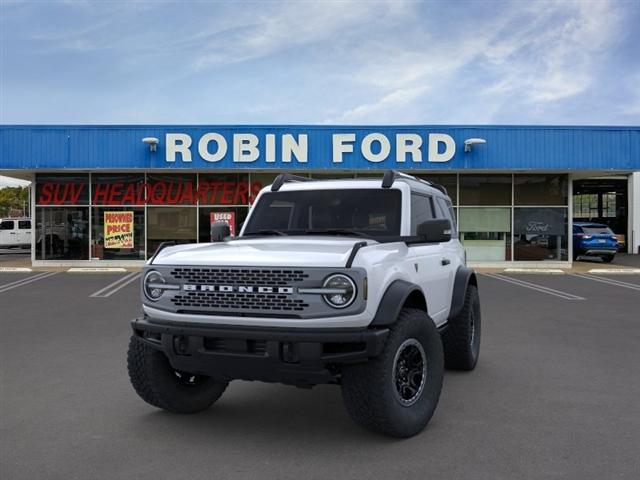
573;222;619;262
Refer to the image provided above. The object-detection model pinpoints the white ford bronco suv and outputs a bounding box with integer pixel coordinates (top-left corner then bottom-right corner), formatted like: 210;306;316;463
128;170;481;437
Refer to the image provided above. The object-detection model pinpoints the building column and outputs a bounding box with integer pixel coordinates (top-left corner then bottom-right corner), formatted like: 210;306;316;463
630;172;640;254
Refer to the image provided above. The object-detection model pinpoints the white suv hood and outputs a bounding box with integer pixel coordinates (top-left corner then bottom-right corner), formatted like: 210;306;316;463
151;237;370;267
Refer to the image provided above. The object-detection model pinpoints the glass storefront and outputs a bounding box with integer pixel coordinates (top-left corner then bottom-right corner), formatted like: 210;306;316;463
34;172;570;263
91;207;145;260
513;208;568;261
459;207;511;261
35;207;89;260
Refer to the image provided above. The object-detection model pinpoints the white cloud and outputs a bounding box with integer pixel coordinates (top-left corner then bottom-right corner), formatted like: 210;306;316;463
2;0;636;125
482;0;623;103
192;1;411;70
324;85;429;123
327;0;628;123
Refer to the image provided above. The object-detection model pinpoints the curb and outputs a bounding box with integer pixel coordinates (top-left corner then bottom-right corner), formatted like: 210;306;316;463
67;267;128;273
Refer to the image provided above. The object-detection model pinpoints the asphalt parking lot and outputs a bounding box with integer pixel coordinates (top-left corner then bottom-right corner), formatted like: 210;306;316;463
1;270;640;479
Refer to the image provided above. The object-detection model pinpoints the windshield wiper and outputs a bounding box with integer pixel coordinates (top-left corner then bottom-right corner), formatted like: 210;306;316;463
245;229;288;236
305;229;371;238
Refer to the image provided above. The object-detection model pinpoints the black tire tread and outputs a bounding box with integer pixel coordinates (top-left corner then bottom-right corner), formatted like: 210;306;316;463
127;336;166;409
127;336;228;414
342;308;443;438
442;284;480;370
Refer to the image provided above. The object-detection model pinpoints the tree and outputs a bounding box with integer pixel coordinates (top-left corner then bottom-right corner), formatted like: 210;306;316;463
0;187;29;217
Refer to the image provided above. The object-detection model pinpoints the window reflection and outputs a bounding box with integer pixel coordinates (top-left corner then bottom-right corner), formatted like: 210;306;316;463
35;207;89;260
514;208;568;261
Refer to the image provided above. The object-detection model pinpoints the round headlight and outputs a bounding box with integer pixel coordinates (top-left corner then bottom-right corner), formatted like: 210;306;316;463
322;274;356;309
144;270;165;301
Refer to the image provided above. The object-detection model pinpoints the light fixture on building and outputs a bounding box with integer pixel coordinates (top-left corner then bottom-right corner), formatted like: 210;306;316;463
142;137;159;152
464;138;487;152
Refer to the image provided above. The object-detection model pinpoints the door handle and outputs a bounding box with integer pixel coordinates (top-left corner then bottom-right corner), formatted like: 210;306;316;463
441;258;450;266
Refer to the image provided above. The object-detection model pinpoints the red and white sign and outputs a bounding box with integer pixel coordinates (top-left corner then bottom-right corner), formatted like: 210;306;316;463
210;212;235;238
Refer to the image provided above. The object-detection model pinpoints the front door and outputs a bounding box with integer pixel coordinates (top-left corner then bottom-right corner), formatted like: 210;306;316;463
407;243;451;323
0;219;16;246
18;220;32;246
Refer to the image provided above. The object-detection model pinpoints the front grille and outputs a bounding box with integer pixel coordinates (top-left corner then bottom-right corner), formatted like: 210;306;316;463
171;267;309;286
171;292;309;312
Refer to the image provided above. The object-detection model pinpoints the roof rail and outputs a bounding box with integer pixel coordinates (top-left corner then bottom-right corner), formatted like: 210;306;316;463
381;169;448;195
271;173;313;191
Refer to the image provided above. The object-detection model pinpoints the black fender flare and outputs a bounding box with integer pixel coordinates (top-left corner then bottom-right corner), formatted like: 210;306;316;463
370;280;427;327
448;266;478;321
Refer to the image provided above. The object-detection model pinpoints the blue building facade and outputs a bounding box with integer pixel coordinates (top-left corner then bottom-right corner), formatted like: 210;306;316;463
1;125;638;265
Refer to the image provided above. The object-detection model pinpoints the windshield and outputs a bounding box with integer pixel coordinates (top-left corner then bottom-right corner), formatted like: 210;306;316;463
243;189;402;238
581;226;614;235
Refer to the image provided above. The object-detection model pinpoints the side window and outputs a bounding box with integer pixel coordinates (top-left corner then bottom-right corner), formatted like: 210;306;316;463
0;220;15;230
410;194;435;234
19;220;31;229
436;197;458;239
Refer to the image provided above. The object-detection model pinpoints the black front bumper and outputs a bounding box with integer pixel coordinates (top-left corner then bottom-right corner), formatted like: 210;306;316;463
131;317;389;386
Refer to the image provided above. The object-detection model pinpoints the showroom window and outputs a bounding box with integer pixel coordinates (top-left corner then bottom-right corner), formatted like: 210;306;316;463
32;172;571;263
198;172;250;205
147;207;197;256
147;173;197;205
91;207;145;260
36;174;90;205
459;175;511;206
35;174;90;260
514;174;568;206
92;174;146;206
35;207;89;260
513;208;568;261
459;207;511;261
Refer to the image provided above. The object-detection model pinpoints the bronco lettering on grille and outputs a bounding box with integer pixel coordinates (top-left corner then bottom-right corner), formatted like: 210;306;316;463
182;285;294;294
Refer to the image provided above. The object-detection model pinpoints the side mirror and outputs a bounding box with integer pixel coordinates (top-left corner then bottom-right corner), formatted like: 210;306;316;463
417;219;452;243
210;221;231;242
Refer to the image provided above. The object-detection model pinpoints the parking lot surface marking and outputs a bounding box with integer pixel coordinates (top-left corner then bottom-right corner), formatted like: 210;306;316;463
0;271;58;293
68;267;128;273
571;273;640;292
482;273;586;300
90;272;141;298
587;268;640;274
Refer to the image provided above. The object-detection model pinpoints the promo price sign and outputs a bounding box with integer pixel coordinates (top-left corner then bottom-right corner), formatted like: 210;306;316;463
210;211;235;237
104;211;134;248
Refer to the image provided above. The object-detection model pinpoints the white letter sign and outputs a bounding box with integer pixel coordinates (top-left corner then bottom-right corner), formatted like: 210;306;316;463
166;133;192;162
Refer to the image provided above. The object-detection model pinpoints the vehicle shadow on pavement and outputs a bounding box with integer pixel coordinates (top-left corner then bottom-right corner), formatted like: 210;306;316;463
128;382;411;445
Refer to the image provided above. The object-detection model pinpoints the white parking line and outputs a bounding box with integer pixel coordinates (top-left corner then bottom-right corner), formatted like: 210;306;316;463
572;273;640;292
0;272;58;294
90;272;141;298
483;273;586;301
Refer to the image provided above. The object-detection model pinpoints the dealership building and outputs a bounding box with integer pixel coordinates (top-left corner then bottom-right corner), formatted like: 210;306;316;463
1;125;638;267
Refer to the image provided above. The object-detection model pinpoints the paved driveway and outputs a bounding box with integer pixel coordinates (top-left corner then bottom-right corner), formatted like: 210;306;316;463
1;271;639;479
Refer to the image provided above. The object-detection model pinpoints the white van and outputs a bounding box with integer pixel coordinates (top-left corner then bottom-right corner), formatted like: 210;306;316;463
0;217;32;249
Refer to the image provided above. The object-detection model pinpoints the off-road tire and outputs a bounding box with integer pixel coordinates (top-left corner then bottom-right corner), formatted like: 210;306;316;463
341;308;444;438
127;336;228;414
442;284;481;370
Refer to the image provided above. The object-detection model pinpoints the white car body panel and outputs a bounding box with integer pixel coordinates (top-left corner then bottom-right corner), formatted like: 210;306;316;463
0;217;32;248
145;178;464;329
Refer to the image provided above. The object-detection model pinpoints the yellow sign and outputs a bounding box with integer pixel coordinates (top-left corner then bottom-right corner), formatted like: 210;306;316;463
104;211;134;249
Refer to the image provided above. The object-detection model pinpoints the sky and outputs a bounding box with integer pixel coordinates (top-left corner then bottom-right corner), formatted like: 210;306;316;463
0;0;639;126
